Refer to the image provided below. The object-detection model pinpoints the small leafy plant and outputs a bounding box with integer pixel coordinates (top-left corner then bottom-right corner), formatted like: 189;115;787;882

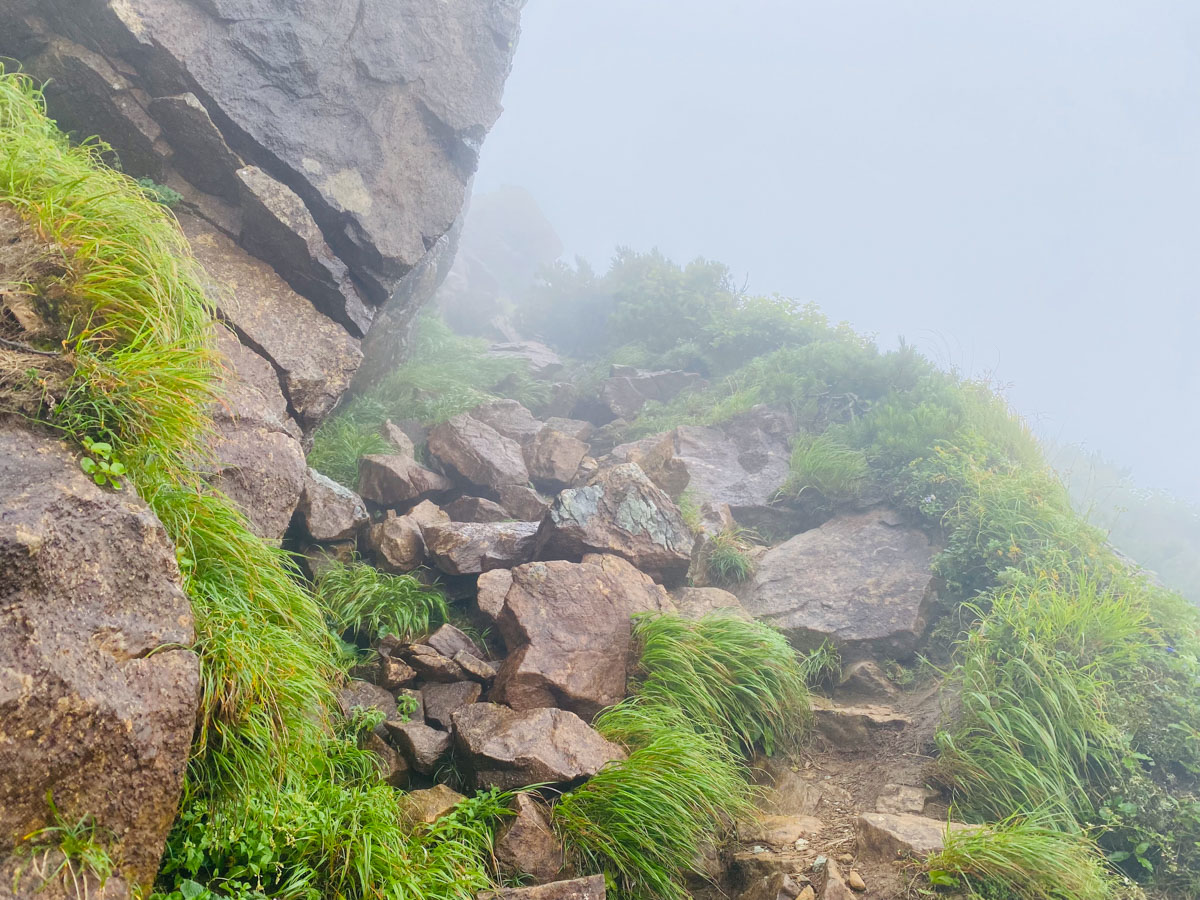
136;177;183;208
78;436;126;489
15;792;115;900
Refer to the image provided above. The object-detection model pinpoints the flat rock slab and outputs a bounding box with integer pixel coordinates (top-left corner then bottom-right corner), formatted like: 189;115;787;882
744;509;937;655
423;520;539;575
855;812;973;861
739;815;824;846
453;704;626;791
811;702;910;748
478;556;674;717
481;875;606;900
0;425;198;892
536;463;695;583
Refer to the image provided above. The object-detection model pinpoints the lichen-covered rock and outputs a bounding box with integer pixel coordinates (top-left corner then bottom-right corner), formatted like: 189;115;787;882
423;520;539;575
298;467;368;542
0;425;198;895
744;509;938;655
453;704;626;791
536;463;695;583
359;455;454;506
428;413;530;489
479;556;674;717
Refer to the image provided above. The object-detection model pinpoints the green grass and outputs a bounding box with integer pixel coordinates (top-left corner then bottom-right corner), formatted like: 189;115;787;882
779;431;869;503
315;558;448;643
703;527;756;584
306;418;392;490
926;817;1117;900
551;700;753;900
630;611;811;755
13;793;115;899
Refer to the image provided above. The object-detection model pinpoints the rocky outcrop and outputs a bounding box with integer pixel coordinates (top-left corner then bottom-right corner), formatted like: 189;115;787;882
744;509;938;656
479;556;674;716
452;704;626;791
536;464;695;583
0;425;199;895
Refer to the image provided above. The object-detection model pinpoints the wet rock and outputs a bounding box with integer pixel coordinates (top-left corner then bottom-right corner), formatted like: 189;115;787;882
298;468;369;542
401;644;469;684
445;495;512;523
744;509;938;656
874;784;927;816
428;413;530;489
386;721;451;775
208;329;306;540
855;813;973;861
363;732;409;788
480;556;673;716
401;785;466;826
423;520;540;575
495;793;565;883
424;624;483;660
536;463;695;583
453;704;626;791
368;501;450;572
453;650;498;684
236;166;373;336
811;701;909;748
370;656;418;693
608;432;689;499
469;399;545;445
359;454;454;506
148;92;243;200
337;681;398;722
422;681;482;730
0;425;198;892
180;213;361;427
671;586;748;619
480;875;606;900
525;428;589;490
497;484;551;521
487;341;564;380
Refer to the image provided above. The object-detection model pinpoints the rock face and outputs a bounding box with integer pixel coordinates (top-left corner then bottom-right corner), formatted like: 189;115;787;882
744;509;938;656
423;521;540;575
0;425;199;894
479;556;674;716
536;464;695;583
208;328;307;540
428;413;530;489
452;704;626;790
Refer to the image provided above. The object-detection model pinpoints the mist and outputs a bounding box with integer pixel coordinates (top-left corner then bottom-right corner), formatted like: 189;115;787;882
473;0;1200;505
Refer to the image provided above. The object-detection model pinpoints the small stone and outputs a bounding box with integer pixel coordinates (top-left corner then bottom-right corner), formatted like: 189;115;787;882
796;888;815;900
847;870;867;892
424;623;482;659
453;649;498;683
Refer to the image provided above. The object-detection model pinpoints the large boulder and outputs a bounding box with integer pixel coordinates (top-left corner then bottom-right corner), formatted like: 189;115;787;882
855;813;973;861
297;467;369;542
423;521;539;575
479;556;674;717
428;413;530;489
208;328;307;540
368;501;450;572
536;463;695;583
0;425;198;895
452;704;626;791
469;400;545;446
525;428;589;490
744;509;938;656
359;455;454;507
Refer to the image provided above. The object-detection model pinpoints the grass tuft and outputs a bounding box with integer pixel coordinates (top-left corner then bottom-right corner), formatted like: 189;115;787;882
315;558;448;643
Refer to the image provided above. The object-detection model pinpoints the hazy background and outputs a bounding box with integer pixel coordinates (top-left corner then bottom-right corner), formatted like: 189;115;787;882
472;0;1200;505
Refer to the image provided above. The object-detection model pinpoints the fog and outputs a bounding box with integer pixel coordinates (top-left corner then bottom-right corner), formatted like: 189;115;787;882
473;0;1200;505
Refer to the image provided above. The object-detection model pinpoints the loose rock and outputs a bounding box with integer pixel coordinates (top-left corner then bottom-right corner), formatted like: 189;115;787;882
298;467;369;542
424;520;540;575
855;812;973;861
428;413;530;489
401;785;466;826
359;454;454;506
495;793;565;883
525;428;589;489
480;874;606;900
422;681;482;730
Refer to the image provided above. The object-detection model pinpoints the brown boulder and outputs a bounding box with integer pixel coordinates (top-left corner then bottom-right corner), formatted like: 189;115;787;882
386;721;451;775
445;495;511;523
744;509;938;656
423;520;539;575
337;681;399;721
536;463;695;583
811;701;909;748
495;793;565;883
481;875;605;900
469;399;545;445
497;484;551;521
401;785;466;826
525;428;588;490
383;420;418;457
422;681;482;730
855;813;972;861
428;413;530;489
543;417;595;443
359;454;454;506
297;467;369;542
452;704;626;791
0;425;198;893
671;586;748;619
480;557;673;717
368;501;449;572
424;624;484;660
